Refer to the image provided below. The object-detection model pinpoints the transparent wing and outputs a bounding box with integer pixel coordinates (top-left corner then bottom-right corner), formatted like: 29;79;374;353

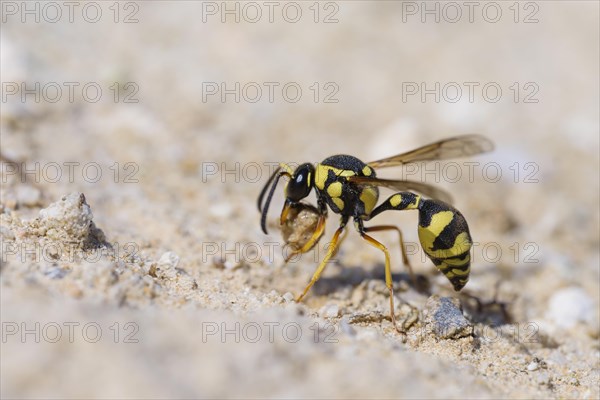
347;176;453;204
367;134;494;169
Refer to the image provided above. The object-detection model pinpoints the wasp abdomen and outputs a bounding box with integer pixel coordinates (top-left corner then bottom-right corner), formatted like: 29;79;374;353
417;199;472;291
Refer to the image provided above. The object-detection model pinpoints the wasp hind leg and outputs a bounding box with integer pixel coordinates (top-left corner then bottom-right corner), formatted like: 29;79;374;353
362;225;416;287
365;191;424;288
356;220;414;337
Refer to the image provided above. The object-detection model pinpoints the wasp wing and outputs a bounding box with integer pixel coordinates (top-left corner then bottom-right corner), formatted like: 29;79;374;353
347;176;453;204
367;134;494;169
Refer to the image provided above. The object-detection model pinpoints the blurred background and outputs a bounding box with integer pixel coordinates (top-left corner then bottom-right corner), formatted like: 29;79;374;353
1;1;598;399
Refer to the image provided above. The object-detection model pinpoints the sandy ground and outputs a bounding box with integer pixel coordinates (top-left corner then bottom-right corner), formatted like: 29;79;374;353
1;2;599;399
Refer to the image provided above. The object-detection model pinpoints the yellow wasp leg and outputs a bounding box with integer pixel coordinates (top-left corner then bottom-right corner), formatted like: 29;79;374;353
331;226;349;259
296;224;345;302
360;232;404;334
363;225;416;286
284;212;326;262
279;162;293;176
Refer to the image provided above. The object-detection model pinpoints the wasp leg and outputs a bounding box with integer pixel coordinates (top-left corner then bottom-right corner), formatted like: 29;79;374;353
362;225;416;286
364;192;423;290
284;212;326;263
331;223;349;259
296;218;348;302
284;199;329;262
355;221;404;335
360;233;405;335
279;162;294;176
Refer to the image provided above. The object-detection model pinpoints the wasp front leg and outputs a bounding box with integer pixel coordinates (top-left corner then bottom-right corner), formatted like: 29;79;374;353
296;216;348;302
283;198;328;262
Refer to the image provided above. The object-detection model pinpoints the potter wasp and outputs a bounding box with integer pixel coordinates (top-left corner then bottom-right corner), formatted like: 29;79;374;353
258;134;494;332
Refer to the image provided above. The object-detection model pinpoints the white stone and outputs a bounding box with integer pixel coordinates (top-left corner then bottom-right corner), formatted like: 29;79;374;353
320;304;340;318
38;192;93;242
527;361;539;371
282;292;294;302
547;287;595;328
209;203;233;218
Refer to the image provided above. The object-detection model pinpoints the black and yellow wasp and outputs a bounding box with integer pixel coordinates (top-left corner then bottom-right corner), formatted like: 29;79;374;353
257;134;494;331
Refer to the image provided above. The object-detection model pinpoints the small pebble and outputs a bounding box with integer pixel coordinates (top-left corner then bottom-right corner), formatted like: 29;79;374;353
424;295;473;339
547;287;595;328
37;192;96;244
527;361;539;371
209;203;233;218
320;303;340;318
283;292;294;302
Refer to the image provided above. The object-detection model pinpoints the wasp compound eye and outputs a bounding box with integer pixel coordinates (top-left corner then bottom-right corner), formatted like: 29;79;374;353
286;163;314;202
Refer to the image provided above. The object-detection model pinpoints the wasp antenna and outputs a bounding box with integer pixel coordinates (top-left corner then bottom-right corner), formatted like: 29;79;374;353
260;171;288;234
257;166;281;212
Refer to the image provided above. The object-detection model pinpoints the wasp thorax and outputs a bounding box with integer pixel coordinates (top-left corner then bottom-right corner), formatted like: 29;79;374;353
286;163;315;202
